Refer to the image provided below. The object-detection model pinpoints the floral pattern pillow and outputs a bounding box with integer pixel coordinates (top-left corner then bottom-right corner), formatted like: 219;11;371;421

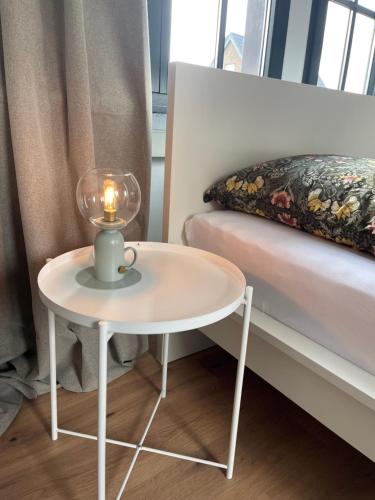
204;155;375;256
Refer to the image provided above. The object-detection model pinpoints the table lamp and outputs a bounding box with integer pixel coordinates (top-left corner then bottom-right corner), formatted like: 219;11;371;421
76;168;141;282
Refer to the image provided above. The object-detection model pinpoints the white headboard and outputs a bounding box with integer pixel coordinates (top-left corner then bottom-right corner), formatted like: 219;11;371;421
163;62;375;244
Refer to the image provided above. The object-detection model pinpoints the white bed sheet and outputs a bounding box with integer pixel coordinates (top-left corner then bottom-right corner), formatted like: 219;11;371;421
185;210;375;376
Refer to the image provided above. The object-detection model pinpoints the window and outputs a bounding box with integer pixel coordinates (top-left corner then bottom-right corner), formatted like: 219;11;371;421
169;0;252;71
344;13;375;93
148;0;375;113
169;0;220;66
317;2;351;90
148;0;171;111
359;0;375;8
304;0;375;95
148;0;277;111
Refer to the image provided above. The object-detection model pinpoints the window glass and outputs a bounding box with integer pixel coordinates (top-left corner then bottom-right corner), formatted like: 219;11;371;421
223;0;248;72
345;14;375;93
318;2;350;90
169;0;220;66
358;0;375;11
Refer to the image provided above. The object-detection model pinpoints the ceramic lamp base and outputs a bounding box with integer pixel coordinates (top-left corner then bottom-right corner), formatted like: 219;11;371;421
94;229;125;282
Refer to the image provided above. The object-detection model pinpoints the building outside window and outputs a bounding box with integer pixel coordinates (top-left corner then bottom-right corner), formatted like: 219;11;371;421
223;33;244;72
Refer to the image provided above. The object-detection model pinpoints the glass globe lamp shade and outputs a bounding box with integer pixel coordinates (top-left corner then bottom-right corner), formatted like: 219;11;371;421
76;168;141;229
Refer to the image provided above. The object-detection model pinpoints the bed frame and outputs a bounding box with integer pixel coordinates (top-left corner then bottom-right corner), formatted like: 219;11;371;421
160;62;375;461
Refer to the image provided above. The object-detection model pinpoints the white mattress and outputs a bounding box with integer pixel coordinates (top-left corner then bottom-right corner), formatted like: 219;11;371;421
185;210;375;376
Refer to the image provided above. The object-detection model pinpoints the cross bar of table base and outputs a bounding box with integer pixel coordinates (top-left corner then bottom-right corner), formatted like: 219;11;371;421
56;425;227;469
56;428;137;449
55;390;227;500
140;445;227;469
115;391;163;499
56;422;228;469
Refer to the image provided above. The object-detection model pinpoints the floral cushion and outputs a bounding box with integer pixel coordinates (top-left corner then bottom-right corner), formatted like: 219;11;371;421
204;155;375;256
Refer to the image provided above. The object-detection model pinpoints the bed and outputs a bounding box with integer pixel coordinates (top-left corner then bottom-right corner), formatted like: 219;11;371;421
159;62;375;461
185;210;375;377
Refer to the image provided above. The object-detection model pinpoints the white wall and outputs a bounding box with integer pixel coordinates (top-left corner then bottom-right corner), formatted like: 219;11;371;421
148;113;166;242
148;157;165;241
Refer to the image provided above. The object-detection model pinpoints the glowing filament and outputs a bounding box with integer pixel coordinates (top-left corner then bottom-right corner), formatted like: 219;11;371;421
103;179;117;221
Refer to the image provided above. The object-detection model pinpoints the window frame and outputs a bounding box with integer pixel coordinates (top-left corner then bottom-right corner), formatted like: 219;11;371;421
148;1;231;76
148;0;230;112
147;0;171;112
148;0;288;112
148;0;375;113
303;0;375;95
263;0;291;79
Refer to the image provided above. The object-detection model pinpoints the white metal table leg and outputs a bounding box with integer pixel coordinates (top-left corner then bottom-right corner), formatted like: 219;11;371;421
161;333;170;398
48;309;58;441
226;286;253;479
98;321;112;500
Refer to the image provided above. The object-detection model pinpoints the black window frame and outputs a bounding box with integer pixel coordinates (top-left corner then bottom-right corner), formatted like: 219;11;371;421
148;0;375;115
263;0;291;79
148;0;290;112
303;0;375;95
147;0;230;112
148;0;171;112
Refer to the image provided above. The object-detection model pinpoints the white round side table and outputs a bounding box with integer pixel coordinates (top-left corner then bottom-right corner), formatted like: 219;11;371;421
38;242;253;500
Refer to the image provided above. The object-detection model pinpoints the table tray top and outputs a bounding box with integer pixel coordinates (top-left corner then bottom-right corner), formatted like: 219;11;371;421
38;242;245;334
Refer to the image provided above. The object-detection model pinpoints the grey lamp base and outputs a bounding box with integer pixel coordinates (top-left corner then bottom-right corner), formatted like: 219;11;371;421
94;229;125;282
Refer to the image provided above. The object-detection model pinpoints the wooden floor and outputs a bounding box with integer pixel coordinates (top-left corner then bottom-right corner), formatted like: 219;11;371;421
1;346;374;500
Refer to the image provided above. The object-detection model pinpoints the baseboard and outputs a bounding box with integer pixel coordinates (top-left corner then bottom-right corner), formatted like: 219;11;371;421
149;330;214;363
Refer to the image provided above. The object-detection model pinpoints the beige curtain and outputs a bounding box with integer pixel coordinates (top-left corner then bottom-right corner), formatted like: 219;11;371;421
0;0;151;434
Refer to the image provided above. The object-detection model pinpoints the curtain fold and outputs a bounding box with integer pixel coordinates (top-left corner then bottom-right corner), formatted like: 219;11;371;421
0;0;151;435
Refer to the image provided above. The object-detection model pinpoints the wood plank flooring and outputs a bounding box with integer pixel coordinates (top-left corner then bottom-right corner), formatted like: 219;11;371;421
0;346;374;499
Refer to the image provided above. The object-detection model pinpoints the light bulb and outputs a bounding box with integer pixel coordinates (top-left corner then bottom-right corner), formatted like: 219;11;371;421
103;179;117;222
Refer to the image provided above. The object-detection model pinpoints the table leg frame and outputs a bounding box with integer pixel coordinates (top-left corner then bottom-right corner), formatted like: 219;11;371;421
98;322;114;500
47;285;253;500
48;309;58;441
227;286;253;479
161;332;169;398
